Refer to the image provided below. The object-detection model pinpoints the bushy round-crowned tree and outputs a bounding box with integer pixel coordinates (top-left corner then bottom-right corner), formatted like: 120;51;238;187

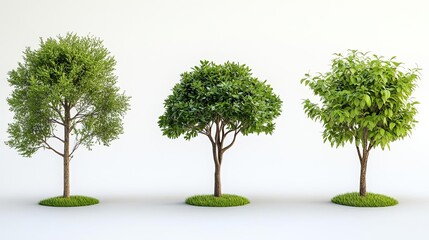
159;60;282;199
302;50;420;200
7;33;130;203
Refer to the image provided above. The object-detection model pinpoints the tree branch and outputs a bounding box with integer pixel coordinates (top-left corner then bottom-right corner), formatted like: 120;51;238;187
50;118;65;126
42;140;64;157
223;129;235;137
50;106;65;123
220;124;227;147
355;144;363;164
207;134;215;144
222;129;240;153
52;134;65;143
220;121;242;148
214;118;221;145
69;141;81;160
206;127;218;165
71;108;86;121
70;101;95;120
206;122;215;145
70;112;99;129
368;142;374;152
211;142;219;165
71;119;84;130
208;121;214;136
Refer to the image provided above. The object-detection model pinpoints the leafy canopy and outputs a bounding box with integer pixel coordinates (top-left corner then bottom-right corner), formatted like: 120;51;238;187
159;60;282;140
301;50;420;149
7;33;130;157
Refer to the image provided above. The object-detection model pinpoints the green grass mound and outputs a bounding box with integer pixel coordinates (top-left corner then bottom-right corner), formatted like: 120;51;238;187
331;192;398;207
39;195;99;207
186;194;250;207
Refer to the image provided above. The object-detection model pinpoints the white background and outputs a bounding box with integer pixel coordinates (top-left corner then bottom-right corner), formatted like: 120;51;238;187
1;0;429;239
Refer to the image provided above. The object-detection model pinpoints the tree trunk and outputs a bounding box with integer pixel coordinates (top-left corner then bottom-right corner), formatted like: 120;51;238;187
359;160;367;197
213;143;224;197
63;104;71;198
207;120;238;198
63;154;70;198
359;150;369;197
214;163;221;197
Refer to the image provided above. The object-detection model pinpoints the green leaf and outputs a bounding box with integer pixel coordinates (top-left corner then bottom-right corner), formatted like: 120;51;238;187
381;90;390;102
363;94;371;107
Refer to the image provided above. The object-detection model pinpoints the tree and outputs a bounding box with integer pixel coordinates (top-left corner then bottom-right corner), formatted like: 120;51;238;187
159;60;282;197
301;50;420;196
7;33;130;198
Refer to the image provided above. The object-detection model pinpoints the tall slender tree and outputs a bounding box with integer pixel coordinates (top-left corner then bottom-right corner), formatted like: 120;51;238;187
159;60;282;197
302;50;420;197
7;33;130;198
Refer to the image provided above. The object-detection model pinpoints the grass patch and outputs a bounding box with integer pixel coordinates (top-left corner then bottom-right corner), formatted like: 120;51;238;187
39;195;99;207
186;194;250;207
331;192;398;207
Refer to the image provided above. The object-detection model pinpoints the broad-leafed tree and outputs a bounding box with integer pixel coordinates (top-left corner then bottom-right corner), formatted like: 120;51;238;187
159;60;282;197
302;50;420;196
7;33;130;198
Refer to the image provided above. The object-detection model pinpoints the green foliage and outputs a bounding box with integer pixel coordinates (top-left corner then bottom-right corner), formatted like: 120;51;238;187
301;50;420;150
39;195;99;207
185;194;250;207
6;33;130;157
158;60;282;140
331;192;398;207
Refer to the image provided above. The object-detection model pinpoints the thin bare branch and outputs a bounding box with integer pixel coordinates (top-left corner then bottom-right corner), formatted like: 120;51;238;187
214;118;221;145
205;122;215;145
71;119;83;130
42;140;64;157
69;141;81;160
70;112;99;129
207;130;215;145
212;142;219;165
207;135;215;145
49;118;65;126
71;108;86;121
222;129;240;153
50;105;65;123
52;134;65;143
223;129;235;136
221;127;233;147
368;142;374;152
355;144;363;164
